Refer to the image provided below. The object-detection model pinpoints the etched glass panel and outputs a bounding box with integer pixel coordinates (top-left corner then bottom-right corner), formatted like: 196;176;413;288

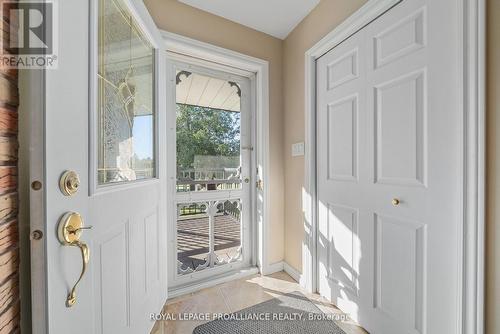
98;0;155;184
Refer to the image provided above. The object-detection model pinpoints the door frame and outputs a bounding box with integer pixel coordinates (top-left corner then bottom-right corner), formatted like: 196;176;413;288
162;31;272;284
302;1;485;334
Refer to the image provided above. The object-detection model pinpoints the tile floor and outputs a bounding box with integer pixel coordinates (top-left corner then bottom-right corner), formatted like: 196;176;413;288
151;271;368;334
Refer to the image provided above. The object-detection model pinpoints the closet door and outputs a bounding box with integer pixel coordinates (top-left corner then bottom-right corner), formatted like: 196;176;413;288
316;0;461;333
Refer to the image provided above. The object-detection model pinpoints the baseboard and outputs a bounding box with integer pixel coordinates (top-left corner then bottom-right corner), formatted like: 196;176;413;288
283;262;301;283
168;267;259;299
261;261;284;275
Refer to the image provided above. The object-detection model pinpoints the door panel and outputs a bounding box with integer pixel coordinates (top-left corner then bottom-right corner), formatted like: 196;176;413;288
89;184;164;333
374;69;426;186
317;26;367;320
327;203;360;295
373;8;426;69
374;214;426;333
327;48;359;90
327;95;358;181
316;0;461;333
43;0;167;333
96;225;128;333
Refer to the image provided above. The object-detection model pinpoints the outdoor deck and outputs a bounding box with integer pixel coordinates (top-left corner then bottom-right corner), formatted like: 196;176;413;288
177;214;241;270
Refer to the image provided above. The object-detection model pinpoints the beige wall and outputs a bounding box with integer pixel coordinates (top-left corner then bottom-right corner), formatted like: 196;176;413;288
282;0;367;272
486;0;500;333
141;1;500;331
143;0;285;264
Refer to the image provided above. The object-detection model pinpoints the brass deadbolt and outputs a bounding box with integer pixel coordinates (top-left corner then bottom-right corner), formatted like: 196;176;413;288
59;170;80;196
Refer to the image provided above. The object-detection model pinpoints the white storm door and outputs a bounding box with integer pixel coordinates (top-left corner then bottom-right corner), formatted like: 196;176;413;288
168;61;254;290
316;0;462;333
42;0;167;333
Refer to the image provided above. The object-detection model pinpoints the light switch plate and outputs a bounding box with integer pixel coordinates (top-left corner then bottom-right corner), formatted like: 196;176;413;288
292;142;305;157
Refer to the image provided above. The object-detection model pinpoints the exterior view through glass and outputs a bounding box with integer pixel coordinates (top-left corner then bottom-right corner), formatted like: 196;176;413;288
175;69;243;275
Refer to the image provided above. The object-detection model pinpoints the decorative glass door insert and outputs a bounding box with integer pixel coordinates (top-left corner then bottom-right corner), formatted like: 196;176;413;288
172;64;252;285
97;0;156;185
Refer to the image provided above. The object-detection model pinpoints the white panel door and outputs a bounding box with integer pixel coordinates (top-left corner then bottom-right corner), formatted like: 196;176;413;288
316;0;461;333
41;0;167;333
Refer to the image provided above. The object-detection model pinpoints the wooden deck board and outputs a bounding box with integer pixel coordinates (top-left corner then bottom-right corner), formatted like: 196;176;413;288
177;214;241;270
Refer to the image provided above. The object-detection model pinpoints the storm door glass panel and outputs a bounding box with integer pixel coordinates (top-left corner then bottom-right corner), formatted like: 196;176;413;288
177;202;210;275
214;200;242;265
175;71;242;192
176;200;242;276
98;0;156;185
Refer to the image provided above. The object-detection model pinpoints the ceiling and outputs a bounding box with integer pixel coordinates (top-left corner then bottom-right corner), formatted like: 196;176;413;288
176;70;241;112
177;0;321;39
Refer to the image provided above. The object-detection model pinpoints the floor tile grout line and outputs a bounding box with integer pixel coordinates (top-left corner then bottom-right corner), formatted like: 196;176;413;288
217;285;232;314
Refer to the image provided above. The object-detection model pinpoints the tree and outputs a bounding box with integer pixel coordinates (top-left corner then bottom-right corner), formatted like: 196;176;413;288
176;104;241;169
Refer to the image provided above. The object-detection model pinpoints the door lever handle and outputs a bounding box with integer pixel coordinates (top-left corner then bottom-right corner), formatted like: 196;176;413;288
65;240;89;307
57;212;91;307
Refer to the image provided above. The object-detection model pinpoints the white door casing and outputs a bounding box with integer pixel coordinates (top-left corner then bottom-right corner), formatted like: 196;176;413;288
31;0;167;333
162;31;272;284
316;0;467;333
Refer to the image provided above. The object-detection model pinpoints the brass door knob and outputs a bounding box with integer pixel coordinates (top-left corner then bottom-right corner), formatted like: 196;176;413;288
392;198;400;206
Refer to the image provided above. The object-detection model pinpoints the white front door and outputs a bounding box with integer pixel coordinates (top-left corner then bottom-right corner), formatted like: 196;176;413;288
167;60;254;291
40;0;166;333
316;0;461;333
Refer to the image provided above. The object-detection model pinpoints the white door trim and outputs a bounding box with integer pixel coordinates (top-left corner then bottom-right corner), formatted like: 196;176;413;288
161;31;272;276
302;1;485;334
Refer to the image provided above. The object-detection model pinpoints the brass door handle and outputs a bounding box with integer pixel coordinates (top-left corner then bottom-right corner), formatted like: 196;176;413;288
392;198;400;206
57;212;91;307
66;240;89;307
